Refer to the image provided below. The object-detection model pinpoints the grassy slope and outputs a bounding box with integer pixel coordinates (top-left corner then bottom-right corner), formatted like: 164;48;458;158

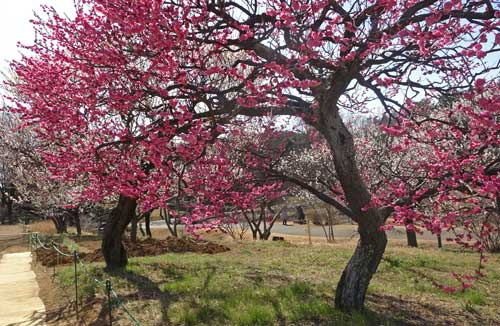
57;240;500;326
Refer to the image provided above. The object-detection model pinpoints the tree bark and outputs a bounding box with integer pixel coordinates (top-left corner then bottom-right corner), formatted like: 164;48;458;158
335;222;387;310
316;97;389;311
130;214;138;243
437;233;442;248
405;219;417;247
7;199;14;225
161;208;178;237
406;230;418;247
71;207;82;236
101;195;137;270
51;214;67;233
144;211;152;238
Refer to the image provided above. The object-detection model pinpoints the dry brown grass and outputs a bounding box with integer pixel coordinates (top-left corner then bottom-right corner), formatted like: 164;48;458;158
29;220;57;234
0;224;23;235
48;234;500;326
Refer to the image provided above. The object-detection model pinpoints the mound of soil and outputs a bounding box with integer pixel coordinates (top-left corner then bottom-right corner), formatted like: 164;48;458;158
35;237;229;266
162;237;229;255
35;244;74;267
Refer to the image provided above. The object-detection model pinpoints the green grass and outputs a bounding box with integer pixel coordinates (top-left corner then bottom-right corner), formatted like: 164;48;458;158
60;234;80;252
56;240;500;325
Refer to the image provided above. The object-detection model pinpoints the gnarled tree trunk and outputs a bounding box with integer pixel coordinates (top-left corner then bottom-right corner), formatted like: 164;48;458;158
317;98;390;311
102;195;137;270
335;216;387;310
50;214;68;233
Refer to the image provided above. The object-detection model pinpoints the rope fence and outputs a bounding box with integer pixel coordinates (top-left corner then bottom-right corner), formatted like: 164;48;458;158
29;232;141;326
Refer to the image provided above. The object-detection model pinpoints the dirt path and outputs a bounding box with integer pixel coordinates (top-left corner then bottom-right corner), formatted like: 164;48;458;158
0;252;46;326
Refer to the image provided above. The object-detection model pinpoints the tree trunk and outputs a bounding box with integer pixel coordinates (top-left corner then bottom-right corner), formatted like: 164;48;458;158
7;199;14;225
139;221;146;237
251;229;258;240
51;214;67;233
101;195;137;270
406;230;418;247
161;208;178;238
437;234;442;248
71;208;82;236
316;98;389;311
130;214;138;243
335;222;387;311
405;219;417;247
260;230;270;240
144;211;152;238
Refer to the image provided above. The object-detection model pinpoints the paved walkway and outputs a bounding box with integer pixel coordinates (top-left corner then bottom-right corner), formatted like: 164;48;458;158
0;252;46;326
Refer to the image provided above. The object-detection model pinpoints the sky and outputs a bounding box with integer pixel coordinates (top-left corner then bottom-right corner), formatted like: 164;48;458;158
0;1;75;77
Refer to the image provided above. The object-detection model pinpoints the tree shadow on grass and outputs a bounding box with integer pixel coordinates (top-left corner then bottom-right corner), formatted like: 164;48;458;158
105;267;179;325
364;292;468;326
87;263;219;325
84;259;493;326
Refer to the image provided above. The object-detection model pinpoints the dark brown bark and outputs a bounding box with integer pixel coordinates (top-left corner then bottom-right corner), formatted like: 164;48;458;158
251;229;258;240
101;195;137;270
335;219;387;310
130;214;138;243
243;205;282;241
7;199;14;225
405;219;417;247
50;214;67;233
144;211;152;238
406;230;418;247
70;208;81;236
437;233;442;248
316;99;390;311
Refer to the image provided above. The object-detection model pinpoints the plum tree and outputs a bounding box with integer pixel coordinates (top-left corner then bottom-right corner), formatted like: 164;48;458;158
7;0;499;310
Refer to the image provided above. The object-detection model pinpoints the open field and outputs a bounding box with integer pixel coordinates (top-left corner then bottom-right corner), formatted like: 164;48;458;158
145;221;454;242
37;234;500;326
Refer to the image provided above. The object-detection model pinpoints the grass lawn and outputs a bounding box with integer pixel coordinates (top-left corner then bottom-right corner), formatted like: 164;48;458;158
53;239;500;326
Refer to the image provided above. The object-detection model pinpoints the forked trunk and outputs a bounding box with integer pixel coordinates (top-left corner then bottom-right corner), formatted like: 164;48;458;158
102;195;137;270
51;214;67;233
335;222;387;311
251;229;258;240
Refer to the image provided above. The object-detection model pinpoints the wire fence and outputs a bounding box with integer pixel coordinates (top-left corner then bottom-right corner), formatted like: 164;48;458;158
29;232;141;326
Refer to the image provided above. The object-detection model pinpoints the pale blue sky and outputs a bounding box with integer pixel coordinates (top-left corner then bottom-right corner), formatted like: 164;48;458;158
0;1;75;75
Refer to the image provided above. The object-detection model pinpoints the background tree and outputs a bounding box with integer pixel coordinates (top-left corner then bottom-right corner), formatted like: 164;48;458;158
0;111;84;232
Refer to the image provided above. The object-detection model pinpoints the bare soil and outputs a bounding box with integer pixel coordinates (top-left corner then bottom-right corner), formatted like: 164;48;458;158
34;262;111;326
35;237;230;267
